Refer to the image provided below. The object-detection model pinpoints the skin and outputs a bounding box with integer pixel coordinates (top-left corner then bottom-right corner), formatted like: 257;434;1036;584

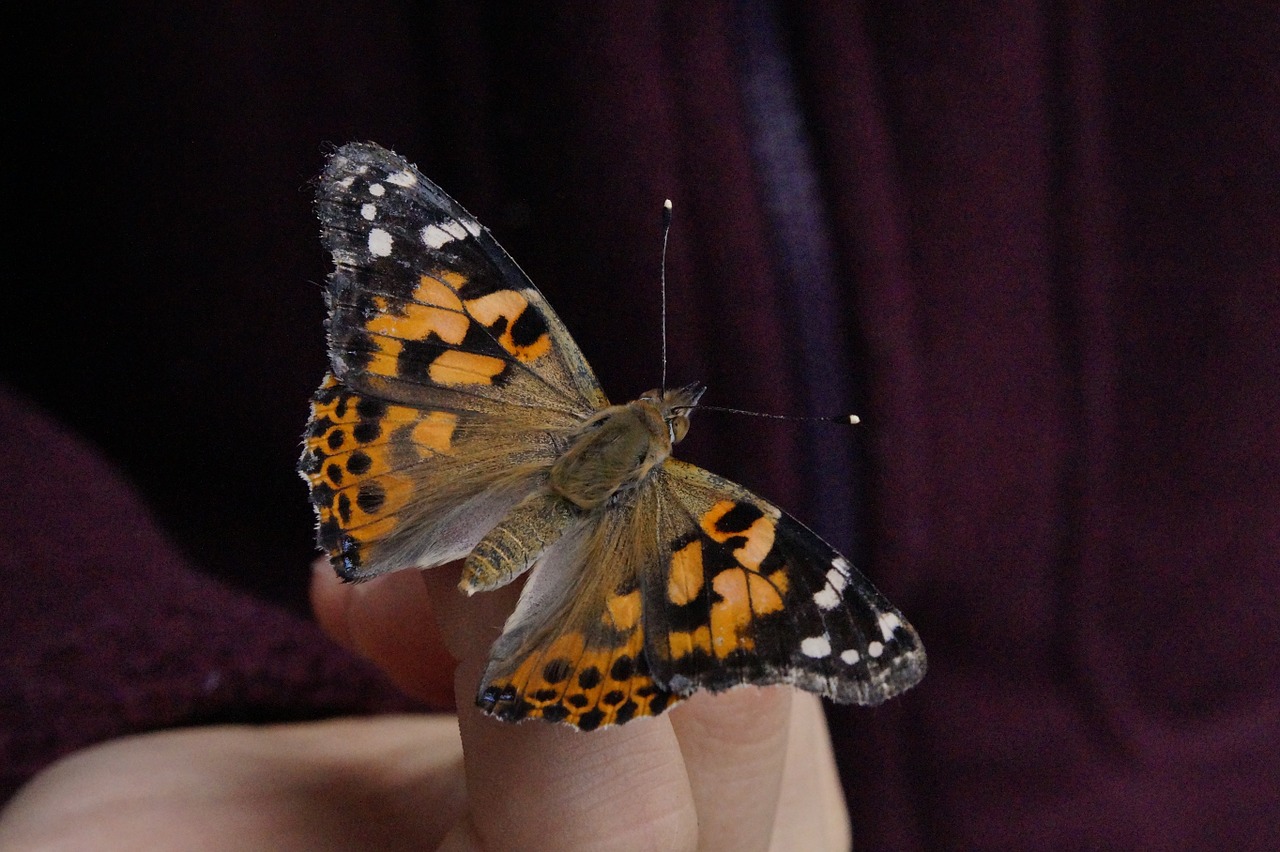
0;562;852;851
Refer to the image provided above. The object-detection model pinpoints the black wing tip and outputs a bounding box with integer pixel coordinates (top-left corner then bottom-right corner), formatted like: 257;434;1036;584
329;140;405;166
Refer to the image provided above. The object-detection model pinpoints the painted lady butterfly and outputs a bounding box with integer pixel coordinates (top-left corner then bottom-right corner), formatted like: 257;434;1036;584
300;142;925;730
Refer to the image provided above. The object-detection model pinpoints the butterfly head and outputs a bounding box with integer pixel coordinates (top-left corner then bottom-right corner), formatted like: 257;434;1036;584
641;382;706;445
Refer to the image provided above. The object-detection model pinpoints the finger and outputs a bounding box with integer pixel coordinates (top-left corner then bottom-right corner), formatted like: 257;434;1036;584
1;716;465;852
768;694;851;850
310;558;355;648
420;566;701;851
666;685;794;851
309;559;455;707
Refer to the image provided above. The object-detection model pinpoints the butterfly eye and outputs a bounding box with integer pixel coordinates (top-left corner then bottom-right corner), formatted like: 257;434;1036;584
669;414;691;444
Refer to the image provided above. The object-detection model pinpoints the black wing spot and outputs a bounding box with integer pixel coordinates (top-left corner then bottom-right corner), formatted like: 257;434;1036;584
576;708;605;731
609;656;634;682
542;658;572;684
541;704;570;723
510;303;549;348
346;451;373;475
714;502;765;534
647;692;673;714
396;338;449;385
355;397;387;420
577;667;602;690
353;420;382;444
355;483;385;514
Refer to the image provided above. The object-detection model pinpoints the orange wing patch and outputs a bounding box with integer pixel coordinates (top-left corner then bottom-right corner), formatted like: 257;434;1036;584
701;499;779;569
301;376;459;576
410;411;457;454
667;539;705;605
414;272;466;310
464;289;553;362
663;499;792;662
428;350;507;386
365;296;468;345
349;273;552;388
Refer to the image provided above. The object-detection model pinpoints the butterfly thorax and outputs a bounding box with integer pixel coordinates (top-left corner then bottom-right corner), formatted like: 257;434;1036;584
459;383;704;595
550;383;705;511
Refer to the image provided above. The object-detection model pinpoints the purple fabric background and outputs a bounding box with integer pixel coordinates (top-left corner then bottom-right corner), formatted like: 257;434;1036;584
7;2;1278;847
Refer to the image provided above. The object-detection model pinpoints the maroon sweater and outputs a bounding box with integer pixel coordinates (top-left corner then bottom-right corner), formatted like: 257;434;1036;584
5;3;1277;848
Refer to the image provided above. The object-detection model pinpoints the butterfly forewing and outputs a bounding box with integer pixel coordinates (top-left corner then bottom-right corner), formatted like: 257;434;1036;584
315;142;607;414
304;143;606;579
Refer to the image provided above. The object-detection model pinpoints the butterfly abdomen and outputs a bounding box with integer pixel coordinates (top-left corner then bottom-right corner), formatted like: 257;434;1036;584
461;493;578;594
460;399;675;594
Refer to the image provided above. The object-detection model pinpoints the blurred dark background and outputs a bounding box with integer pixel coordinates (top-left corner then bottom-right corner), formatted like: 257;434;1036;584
6;2;1278;848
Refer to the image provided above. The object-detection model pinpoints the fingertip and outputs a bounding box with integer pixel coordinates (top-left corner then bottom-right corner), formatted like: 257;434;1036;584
310;563;457;708
452;660;697;852
419;569;701;850
309;557;355;649
668;686;795;849
771;694;850;850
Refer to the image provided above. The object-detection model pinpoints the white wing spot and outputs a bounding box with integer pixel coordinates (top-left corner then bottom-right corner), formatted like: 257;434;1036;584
812;566;850;610
369;183;386;197
422;220;469;248
877;612;902;641
868;641;884;658
800;635;832;658
368;228;393;257
387;169;417;187
812;587;840;610
840;649;860;665
825;567;849;594
831;556;852;578
421;224;453;248
461;218;481;237
361;203;376;221
337;176;355;188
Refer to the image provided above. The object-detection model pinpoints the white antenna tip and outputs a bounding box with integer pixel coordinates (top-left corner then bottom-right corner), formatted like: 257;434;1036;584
664;199;673;210
848;414;861;425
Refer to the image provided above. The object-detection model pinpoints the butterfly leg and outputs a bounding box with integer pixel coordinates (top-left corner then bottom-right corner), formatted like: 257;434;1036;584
460;493;578;594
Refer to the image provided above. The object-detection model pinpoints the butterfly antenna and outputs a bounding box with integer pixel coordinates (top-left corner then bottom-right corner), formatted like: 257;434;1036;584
660;199;673;392
678;403;861;425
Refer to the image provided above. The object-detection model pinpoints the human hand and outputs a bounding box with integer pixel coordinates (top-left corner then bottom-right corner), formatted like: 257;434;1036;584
0;563;851;850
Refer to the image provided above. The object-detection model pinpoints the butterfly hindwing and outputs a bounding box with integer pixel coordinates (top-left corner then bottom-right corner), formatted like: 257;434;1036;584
475;485;682;730
303;144;607;579
644;459;926;706
300;374;575;579
471;459;924;731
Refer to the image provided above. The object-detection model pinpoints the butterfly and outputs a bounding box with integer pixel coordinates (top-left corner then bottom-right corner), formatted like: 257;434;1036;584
300;142;925;731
